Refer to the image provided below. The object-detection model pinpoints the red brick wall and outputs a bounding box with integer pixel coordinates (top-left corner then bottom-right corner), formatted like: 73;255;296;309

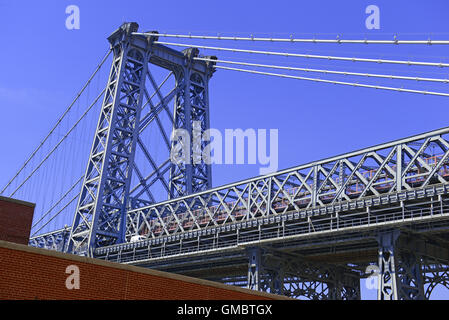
0;197;35;245
0;241;285;300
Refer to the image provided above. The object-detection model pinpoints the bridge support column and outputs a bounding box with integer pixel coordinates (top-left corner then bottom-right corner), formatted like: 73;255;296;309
247;247;262;291
377;231;400;300
377;231;425;300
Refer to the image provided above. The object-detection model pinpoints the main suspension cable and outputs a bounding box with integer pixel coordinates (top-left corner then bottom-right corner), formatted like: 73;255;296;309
31;175;83;230
135;32;449;45
154;41;449;68
0;49;112;195
195;57;449;83
9;87;106;197
31;193;80;237
216;65;449;97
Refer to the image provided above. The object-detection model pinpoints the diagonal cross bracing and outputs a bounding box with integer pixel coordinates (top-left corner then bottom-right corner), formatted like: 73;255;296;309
126;126;449;240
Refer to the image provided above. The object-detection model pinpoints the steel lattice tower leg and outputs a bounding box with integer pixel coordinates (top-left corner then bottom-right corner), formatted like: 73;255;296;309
377;231;400;300
169;48;213;198
68;23;146;255
377;231;425;300
67;23;216;255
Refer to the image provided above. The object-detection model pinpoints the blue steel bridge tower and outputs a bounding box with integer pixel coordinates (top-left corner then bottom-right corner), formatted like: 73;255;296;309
67;22;216;255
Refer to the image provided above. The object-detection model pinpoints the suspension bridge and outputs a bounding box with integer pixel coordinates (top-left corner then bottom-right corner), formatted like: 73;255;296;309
3;22;449;300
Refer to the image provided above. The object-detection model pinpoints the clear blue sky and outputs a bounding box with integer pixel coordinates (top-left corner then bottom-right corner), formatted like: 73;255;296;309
0;0;448;299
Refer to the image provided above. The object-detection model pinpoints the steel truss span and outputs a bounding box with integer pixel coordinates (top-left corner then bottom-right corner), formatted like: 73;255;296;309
93;125;449;300
124;126;449;241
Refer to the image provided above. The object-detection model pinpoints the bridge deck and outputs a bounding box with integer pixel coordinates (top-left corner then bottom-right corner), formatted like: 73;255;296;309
96;185;449;282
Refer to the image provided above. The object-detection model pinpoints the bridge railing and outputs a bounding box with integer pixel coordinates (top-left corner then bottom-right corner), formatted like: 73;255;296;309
126;126;449;240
